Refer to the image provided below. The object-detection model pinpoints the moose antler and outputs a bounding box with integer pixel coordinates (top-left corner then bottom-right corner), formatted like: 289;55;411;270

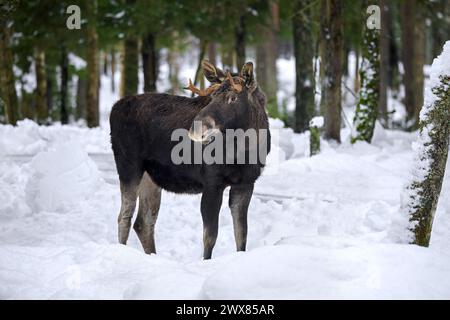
184;79;221;96
184;79;207;96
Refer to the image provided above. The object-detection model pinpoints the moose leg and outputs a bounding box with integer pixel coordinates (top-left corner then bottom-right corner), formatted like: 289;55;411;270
201;186;224;259
229;184;254;252
118;180;140;245
133;172;161;254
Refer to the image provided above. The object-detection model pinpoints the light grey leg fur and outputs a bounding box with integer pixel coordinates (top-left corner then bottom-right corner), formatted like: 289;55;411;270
229;184;254;252
118;180;140;245
133;172;161;254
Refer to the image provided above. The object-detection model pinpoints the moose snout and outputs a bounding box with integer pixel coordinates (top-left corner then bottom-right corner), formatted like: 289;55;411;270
188;117;219;144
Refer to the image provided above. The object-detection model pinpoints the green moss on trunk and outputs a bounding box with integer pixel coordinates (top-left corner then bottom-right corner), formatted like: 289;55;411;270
408;75;450;246
352;17;380;144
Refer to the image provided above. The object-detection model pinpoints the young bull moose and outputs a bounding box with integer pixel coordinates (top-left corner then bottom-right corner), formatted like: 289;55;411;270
110;61;270;259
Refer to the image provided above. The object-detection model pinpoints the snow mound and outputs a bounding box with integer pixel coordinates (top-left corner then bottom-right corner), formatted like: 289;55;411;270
269;118;294;160
200;241;450;299
25;143;103;212
0;243;203;299
0;162;31;218
0;119;111;155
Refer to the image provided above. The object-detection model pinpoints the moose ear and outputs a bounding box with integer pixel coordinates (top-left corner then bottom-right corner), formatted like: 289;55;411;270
202;60;226;84
240;61;255;89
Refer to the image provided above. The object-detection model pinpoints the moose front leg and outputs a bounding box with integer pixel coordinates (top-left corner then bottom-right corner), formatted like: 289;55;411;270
229;184;254;252
200;186;224;259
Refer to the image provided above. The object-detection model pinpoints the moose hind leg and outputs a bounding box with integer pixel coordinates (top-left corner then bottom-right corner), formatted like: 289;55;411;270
118;180;140;245
134;172;161;254
229;184;254;252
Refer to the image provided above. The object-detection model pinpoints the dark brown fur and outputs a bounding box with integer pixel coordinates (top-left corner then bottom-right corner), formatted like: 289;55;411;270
110;62;270;259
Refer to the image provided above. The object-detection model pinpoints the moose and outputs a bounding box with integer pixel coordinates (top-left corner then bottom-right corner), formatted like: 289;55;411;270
109;61;270;259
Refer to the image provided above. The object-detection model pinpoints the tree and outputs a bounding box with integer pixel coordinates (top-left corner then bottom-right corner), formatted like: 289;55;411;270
119;0;139;98
86;0;100;127
235;13;246;70
403;42;450;247
401;0;425;130
320;0;343;143
256;0;279;119
142;32;158;92
379;0;389;127
0;18;19;125
60;44;69;124
292;0;315;133
352;1;380;143
76;73;87;120
309;116;323;156
35;46;48;124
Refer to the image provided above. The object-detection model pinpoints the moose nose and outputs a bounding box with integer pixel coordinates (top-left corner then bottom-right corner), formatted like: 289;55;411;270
188;117;217;143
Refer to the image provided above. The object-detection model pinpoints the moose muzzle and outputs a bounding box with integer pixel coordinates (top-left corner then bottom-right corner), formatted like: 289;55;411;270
188;117;220;144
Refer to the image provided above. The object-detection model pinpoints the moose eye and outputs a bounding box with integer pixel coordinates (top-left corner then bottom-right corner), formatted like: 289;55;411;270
228;96;237;104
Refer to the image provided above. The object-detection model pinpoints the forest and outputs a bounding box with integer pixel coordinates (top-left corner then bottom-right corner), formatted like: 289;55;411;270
0;0;450;299
0;0;448;132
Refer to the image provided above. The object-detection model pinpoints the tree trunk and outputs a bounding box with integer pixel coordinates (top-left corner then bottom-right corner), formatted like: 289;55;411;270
256;0;279;119
352;0;380;143
413;10;425;128
387;2;400;91
404;42;450;247
60;44;69;124
142;32;158;93
86;0;100;128
103;51;108;75
46;67;54;118
292;0;315;133
321;0;343;143
20;88;34;120
401;0;424;130
379;0;389;127
354;51;360;94
76;76;87;120
235;14;246;69
193;39;208;91
111;49;116;93
120;37;139;97
0;21;19;125
430;0;450;61
35;47;48;124
207;42;217;66
167;44;180;95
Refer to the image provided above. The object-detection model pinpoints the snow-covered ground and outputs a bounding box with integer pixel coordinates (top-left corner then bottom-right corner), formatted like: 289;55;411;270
1;56;450;299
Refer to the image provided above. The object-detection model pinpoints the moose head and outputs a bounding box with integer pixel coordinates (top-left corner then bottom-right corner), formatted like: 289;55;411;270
187;60;266;144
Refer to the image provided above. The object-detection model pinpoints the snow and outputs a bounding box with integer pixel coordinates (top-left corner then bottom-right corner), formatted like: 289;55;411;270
25;143;103;212
68;53;87;70
421;41;450;119
2;119;450;299
310;116;324;128
1;55;450;299
402;41;450;224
